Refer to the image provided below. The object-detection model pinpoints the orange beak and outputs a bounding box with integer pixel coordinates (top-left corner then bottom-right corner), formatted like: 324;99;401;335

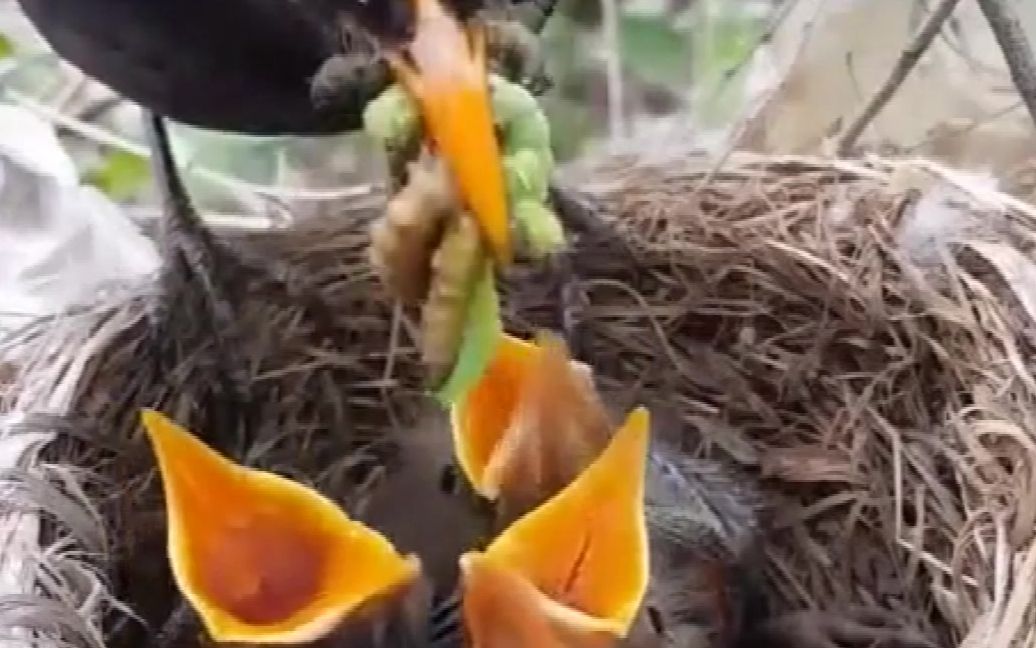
449;331;612;510
460;407;652;647
389;0;511;265
139;409;420;644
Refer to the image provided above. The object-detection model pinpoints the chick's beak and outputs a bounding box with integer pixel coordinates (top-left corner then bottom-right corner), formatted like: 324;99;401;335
460;407;652;647
140;409;420;644
450;333;538;496
389;0;511;265
450;331;610;502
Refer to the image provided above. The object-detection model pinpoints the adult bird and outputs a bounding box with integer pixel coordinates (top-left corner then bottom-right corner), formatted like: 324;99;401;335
16;0;559;263
16;0;557;135
16;0;563;438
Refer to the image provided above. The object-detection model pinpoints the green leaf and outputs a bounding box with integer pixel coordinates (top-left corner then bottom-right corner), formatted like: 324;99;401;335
82;149;150;200
542;97;593;163
363;83;420;150
173;128;281;185
433;261;503;406
0;33;14;61
692;9;767;124
514;200;564;259
618;14;693;87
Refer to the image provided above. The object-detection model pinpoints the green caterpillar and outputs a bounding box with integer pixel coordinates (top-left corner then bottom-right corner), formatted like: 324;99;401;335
364;73;564;405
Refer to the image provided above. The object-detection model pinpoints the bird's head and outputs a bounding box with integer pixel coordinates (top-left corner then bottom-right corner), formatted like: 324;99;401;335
459;407;652;648
346;0;487;44
346;0;513;265
139;408;432;645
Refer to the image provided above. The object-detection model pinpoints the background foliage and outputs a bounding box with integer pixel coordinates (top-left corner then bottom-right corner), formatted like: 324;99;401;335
0;0;775;211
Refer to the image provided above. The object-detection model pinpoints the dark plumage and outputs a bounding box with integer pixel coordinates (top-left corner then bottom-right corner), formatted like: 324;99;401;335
630;444;767;648
19;0;343;134
19;0;562;429
17;0;557;135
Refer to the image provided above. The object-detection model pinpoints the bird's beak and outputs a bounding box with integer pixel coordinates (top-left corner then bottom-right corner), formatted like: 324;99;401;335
460;407;651;647
389;0;511;265
139;409;421;644
449;331;610;502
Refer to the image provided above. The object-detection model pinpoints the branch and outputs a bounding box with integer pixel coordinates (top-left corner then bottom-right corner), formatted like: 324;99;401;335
836;0;962;157
976;0;1036;131
5;89;377;207
600;0;625;144
709;0;803;102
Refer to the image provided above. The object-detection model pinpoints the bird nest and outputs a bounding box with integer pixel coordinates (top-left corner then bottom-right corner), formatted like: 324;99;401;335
3;150;1036;648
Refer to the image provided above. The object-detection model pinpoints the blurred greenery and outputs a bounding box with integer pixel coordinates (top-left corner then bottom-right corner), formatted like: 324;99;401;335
0;0;774;207
692;3;768;125
619;14;693;88
0;33;13;61
82;149;149;201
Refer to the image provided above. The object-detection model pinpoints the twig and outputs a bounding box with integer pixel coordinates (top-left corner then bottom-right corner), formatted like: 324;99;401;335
975;0;1036;131
708;0;803;103
73;95;124;124
125;206;282;233
924;0;1005;77
729;0;829;152
600;0;625;145
4;89;378;206
836;0;961;157
903;99;1024;153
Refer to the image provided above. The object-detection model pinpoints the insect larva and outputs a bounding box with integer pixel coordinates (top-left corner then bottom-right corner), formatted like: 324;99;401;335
421;211;486;387
369;154;457;304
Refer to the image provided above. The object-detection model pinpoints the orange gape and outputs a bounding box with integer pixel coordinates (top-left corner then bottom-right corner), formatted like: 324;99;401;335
462;556;570;648
389;0;511;265
195;516;325;625
478;408;651;626
450;334;539;489
450;331;613;517
460;408;652;648
140;409;420;645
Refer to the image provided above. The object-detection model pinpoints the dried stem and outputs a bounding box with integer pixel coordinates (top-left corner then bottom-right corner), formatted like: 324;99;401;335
976;0;1036;131
600;0;625;145
836;0;961;156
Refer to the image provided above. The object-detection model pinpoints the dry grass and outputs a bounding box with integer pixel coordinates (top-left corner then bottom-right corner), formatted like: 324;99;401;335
2;150;1036;647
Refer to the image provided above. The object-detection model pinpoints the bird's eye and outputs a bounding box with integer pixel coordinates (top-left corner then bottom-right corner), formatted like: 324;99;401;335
445;0;483;21
439;464;460;494
429;591;463;647
353;0;415;44
647;606;666;635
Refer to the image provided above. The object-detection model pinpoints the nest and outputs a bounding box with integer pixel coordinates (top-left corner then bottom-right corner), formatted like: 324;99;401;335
3;150;1036;648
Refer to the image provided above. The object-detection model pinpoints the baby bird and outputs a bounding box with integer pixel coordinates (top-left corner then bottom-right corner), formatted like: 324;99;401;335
450;330;936;648
137;336;936;648
449;331;763;647
460;406;654;648
138;408;487;647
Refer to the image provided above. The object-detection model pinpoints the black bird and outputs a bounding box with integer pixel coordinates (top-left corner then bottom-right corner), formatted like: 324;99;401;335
16;0;563;442
19;0;561;265
16;0;558;135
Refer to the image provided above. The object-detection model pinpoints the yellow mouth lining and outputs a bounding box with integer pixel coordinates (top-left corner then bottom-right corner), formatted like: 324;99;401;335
140;408;420;644
460;407;652;639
